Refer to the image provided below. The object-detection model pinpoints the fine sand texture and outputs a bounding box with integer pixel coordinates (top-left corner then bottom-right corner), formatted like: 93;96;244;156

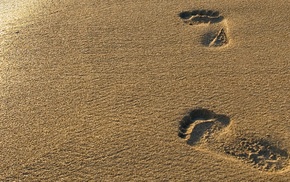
1;0;289;181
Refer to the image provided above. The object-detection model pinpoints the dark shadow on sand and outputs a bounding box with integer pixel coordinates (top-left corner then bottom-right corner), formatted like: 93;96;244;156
186;121;214;145
178;108;230;144
190;16;224;24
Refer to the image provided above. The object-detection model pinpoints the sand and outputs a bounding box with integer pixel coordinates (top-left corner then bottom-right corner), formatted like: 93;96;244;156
0;0;289;181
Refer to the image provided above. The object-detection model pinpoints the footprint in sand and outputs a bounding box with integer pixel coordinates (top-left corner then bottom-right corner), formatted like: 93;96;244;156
179;10;224;25
224;137;289;171
178;108;289;172
179;9;229;47
178;108;230;145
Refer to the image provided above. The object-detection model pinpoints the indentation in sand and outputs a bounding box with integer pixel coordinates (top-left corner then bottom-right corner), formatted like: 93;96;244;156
178;108;230;145
179;9;229;47
224;137;289;172
178;108;289;172
179;10;224;25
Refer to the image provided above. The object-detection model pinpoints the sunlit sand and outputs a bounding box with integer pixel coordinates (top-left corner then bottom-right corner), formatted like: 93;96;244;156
0;0;289;181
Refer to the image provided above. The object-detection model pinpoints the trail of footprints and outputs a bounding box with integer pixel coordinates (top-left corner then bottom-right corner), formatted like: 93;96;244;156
177;9;288;172
178;108;289;172
179;9;228;47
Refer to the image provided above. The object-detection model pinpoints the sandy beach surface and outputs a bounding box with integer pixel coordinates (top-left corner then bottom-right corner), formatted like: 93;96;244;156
1;0;289;181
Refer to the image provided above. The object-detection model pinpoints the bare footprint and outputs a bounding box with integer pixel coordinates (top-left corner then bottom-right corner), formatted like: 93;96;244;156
178;108;289;172
179;9;229;47
179;10;224;25
178;108;230;145
223;137;289;172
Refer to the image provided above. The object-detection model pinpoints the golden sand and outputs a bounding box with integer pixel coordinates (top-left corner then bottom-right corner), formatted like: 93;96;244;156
0;0;289;181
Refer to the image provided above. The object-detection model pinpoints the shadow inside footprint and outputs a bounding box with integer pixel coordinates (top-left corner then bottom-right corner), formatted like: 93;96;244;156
178;108;230;144
202;29;228;47
178;108;215;138
179;11;192;19
179;9;229;47
201;31;218;46
187;121;214;145
215;114;230;126
188;108;215;120
191;16;224;24
179;10;224;24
